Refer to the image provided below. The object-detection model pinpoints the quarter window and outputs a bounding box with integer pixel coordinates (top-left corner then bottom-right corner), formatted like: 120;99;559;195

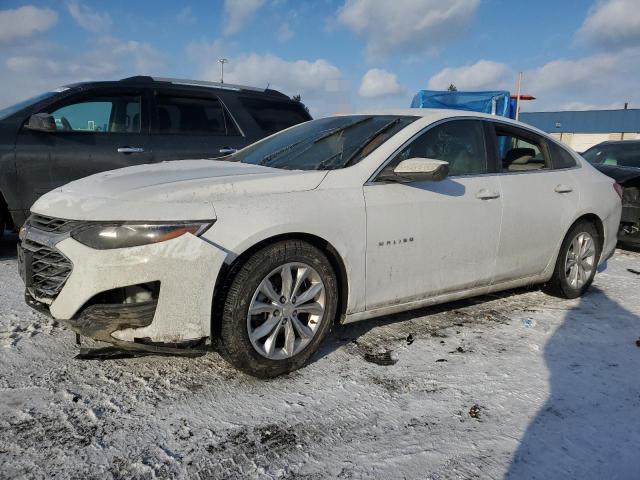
239;97;310;136
48;96;141;133
386;120;488;177
547;141;578;169
495;127;549;172
154;96;240;135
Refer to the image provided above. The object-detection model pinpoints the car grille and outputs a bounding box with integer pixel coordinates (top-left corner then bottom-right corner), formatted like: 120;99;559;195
27;214;83;233
23;238;73;302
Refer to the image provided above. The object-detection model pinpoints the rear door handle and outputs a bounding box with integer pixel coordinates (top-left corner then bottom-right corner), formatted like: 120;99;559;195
476;189;501;200
219;147;238;155
117;146;145;154
554;184;573;194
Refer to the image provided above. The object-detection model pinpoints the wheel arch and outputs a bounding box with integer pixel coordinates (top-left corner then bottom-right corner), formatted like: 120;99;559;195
573;213;604;245
211;232;350;339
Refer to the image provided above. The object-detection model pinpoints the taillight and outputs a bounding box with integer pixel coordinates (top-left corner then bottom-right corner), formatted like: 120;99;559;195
613;183;623;200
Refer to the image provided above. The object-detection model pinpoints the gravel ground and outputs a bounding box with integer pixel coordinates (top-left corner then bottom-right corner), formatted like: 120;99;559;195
1;232;640;479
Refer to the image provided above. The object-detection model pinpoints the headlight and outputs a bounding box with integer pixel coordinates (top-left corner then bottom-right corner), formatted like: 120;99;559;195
71;221;214;250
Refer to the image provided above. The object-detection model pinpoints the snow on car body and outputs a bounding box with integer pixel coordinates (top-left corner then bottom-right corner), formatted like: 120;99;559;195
18;109;622;376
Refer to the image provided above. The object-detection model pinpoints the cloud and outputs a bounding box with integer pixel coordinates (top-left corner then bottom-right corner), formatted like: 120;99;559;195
358;68;405;97
223;0;266;35
576;0;640;50
426;47;640;112
428;60;513;91
0;5;58;44
177;6;196;25
188;46;349;115
66;1;112;33
336;0;479;59
277;22;294;42
0;36;165;109
520;48;640;110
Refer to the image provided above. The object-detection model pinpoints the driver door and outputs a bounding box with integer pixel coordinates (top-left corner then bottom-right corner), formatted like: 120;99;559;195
14;88;153;210
363;119;503;310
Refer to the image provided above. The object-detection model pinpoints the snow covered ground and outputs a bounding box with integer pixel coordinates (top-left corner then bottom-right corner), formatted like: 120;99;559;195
1;232;639;480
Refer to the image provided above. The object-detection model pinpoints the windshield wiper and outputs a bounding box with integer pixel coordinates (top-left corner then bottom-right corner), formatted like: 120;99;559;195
259;138;308;166
313;116;374;144
343;118;401;167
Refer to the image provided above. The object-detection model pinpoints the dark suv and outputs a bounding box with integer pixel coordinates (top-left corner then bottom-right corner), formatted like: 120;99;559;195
0;76;312;233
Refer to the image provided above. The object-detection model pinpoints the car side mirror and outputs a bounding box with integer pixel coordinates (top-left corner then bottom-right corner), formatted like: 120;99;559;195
392;158;449;182
25;113;56;132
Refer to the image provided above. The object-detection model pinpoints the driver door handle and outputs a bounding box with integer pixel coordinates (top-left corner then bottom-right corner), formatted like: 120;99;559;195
117;146;145;154
554;184;573;194
476;189;501;200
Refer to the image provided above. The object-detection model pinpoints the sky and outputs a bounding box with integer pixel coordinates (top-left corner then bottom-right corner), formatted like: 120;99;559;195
0;0;639;116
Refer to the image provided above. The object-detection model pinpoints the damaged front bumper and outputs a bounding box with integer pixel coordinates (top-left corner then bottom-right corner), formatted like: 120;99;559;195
618;203;640;246
20;226;228;349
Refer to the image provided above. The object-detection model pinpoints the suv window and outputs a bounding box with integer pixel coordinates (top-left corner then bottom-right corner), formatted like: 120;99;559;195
495;125;549;172
385;119;488;177
239;97;310;136
48;95;141;133
155;96;240;135
547;141;577;169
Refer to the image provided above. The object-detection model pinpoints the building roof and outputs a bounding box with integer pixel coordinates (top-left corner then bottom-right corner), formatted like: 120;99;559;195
520;109;640;133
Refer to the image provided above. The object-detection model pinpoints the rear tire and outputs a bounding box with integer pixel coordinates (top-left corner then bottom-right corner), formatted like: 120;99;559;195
218;240;338;378
544;220;601;299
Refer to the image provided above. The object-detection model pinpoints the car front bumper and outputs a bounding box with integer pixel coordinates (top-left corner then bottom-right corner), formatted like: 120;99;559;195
21;230;227;345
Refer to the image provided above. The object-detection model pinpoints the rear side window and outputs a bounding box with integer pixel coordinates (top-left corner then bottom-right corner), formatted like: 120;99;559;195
155;96;240;135
547;141;577;169
239;97;310;136
495;126;549;172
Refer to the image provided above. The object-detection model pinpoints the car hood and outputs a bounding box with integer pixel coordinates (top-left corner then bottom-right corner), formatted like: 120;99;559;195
593;164;640;185
31;159;328;221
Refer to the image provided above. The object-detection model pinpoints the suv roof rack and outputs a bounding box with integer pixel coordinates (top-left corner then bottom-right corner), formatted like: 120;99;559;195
119;76;288;98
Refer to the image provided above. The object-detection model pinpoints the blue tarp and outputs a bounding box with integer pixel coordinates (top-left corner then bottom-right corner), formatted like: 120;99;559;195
411;90;516;119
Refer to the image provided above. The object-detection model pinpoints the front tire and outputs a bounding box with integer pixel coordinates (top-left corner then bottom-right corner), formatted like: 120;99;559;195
544;220;601;299
218;240;338;378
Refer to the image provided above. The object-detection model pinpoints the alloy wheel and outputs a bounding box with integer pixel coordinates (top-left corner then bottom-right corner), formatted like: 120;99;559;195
247;262;326;360
564;231;596;290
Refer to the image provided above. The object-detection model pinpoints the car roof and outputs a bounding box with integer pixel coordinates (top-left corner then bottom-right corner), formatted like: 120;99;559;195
62;76;292;100
591;140;640;147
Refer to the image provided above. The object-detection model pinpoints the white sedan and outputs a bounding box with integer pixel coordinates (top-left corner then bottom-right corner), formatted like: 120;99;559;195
18;110;622;377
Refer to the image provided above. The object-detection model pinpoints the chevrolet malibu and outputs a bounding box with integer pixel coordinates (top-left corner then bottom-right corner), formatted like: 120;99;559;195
18;110;622;377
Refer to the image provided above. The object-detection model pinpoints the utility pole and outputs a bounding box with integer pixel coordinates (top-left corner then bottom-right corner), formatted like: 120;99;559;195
219;58;228;84
515;72;523;121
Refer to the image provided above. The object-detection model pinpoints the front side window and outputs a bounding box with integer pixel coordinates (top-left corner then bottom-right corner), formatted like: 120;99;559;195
496;126;549;172
384;119;488;177
48;95;140;133
582;143;640;168
235;115;417;171
154;96;240;135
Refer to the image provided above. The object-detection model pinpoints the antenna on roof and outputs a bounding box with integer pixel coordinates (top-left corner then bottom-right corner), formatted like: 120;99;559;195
266;82;270;90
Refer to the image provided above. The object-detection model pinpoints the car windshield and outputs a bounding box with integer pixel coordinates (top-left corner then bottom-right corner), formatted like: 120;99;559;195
234;115;418;170
0;91;60;121
583;143;640;169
